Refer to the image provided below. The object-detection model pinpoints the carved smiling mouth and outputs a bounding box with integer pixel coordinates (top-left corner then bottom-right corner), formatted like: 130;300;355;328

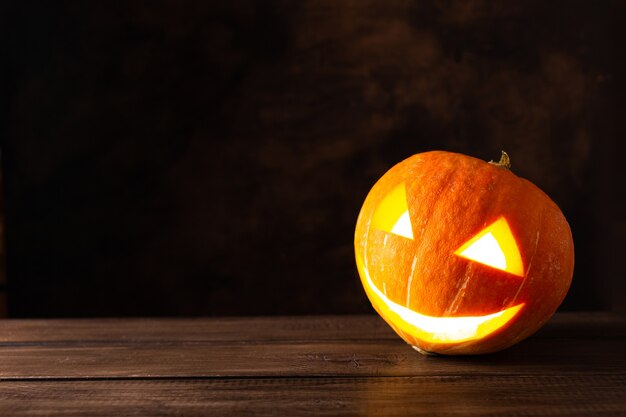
356;255;524;344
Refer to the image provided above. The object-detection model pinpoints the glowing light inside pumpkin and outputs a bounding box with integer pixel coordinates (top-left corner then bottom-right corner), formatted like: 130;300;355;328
356;255;524;344
459;232;506;270
371;183;414;239
454;217;524;277
390;211;413;239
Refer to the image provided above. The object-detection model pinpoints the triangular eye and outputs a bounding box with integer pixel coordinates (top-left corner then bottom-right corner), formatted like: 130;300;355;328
454;217;524;277
371;183;414;240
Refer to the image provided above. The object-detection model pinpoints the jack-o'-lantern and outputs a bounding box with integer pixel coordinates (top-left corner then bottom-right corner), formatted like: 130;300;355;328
354;151;574;355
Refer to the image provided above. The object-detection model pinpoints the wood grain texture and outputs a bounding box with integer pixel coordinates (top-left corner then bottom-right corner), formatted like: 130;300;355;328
1;376;625;417
0;313;625;415
0;315;399;343
1;336;626;380
2;338;626;380
0;313;624;379
1;312;623;343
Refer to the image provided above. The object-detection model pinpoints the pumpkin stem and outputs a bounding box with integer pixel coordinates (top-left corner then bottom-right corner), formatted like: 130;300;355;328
489;151;511;170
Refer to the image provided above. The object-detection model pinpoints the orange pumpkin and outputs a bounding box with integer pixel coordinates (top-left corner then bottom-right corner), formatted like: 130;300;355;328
354;151;574;355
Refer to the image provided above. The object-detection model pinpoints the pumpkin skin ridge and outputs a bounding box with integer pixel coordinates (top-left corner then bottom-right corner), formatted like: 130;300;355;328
354;151;574;355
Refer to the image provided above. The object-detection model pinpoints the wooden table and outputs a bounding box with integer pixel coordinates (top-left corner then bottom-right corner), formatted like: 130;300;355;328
0;313;625;416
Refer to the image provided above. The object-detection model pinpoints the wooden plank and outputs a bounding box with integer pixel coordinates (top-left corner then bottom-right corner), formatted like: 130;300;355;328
0;335;625;379
0;315;398;343
0;313;624;379
1;313;624;343
0;376;624;416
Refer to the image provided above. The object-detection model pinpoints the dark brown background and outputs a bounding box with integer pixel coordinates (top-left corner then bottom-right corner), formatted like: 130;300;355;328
1;1;625;317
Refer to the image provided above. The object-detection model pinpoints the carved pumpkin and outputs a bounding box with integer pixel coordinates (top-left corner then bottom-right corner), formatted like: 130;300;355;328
354;151;574;355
